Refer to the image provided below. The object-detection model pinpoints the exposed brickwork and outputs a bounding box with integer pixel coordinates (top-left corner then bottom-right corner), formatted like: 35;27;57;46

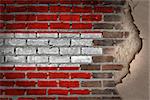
0;0;126;99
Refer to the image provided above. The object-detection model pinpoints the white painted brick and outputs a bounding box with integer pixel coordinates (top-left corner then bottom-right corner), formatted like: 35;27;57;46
81;33;102;38
27;39;48;46
49;56;70;63
0;56;4;63
59;64;80;67
37;33;58;38
0;33;14;38
38;47;59;54
59;33;80;38
27;56;48;63
15;33;36;38
5;56;26;63
82;47;103;54
36;64;58;67
14;64;36;67
5;39;26;46
71;56;92;63
60;47;80;55
71;39;93;46
0;39;3;46
16;47;36;55
0;47;14;55
49;39;70;46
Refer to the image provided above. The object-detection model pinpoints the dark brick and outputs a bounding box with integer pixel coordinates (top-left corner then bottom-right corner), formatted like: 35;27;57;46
104;15;121;21
103;48;115;54
94;23;114;29
79;97;101;100
81;81;101;87
80;64;101;70
102;64;123;70
92;56;114;63
102;97;122;100
103;81;116;87
92;89;119;95
93;40;123;46
103;32;124;38
93;73;113;78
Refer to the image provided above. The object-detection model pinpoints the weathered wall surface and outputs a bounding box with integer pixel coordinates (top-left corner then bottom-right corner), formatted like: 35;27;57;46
117;0;149;100
0;0;147;100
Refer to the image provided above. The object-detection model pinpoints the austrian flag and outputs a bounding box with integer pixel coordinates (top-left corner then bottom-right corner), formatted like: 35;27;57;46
0;0;141;100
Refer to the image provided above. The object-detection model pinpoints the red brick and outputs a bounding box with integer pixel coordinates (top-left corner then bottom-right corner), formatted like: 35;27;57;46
60;15;80;21
50;23;70;29
0;81;14;86
0;98;12;100
72;23;92;29
37;97;56;100
71;72;91;79
15;15;36;21
0;67;13;71
82;15;102;21
37;15;58;21
60;0;80;4
0;15;14;21
4;73;25;79
27;72;47;79
0;0;14;4
38;0;58;4
0;73;3;79
5;89;25;95
82;0;102;5
102;64;123;70
16;81;36;87
70;89;90;95
15;67;36;71
58;97;78;100
15;0;37;4
72;6;92;13
0;6;5;12
6;23;26;29
28;6;48;12
59;80;79;88
94;7;114;13
27;89;46;95
38;81;57;87
27;23;48;29
59;67;79;70
49;72;69;79
48;89;68;95
6;6;27;12
37;67;58;71
0;23;4;29
50;6;71;12
0;89;3;95
17;97;35;100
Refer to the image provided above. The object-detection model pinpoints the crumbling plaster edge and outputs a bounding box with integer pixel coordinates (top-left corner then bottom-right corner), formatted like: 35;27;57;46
114;0;143;84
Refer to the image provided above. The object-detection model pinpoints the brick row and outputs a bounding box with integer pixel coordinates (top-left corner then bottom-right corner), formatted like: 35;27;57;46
0;6;119;13
1;89;90;95
1;23;123;29
0;72;114;79
0;0;125;6
0;64;123;71
1;56;115;64
0;14;104;21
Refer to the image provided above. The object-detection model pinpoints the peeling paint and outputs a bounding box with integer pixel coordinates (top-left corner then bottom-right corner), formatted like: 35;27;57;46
114;1;142;84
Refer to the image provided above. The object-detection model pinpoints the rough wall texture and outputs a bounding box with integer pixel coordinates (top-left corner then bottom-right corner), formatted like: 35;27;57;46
0;0;142;100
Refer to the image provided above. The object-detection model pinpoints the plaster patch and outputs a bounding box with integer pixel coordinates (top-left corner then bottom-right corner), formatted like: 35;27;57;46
114;1;142;84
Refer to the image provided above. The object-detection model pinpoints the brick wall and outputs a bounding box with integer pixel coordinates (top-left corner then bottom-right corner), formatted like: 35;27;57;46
0;0;127;100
